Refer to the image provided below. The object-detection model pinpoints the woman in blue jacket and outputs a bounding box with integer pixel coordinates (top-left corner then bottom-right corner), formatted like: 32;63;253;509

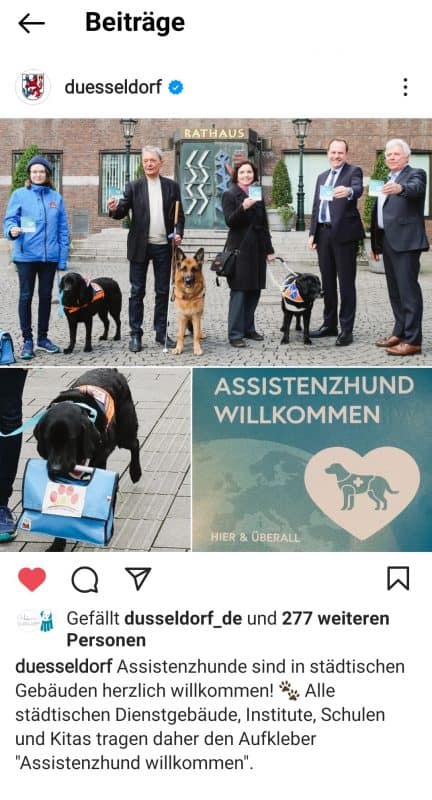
3;156;69;359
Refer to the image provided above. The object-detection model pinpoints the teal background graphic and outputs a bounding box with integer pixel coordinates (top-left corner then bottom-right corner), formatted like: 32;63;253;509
192;368;432;551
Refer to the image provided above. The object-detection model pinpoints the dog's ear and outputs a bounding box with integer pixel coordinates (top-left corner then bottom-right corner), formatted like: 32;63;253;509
176;247;186;268
34;417;47;458
194;248;205;269
78;275;91;305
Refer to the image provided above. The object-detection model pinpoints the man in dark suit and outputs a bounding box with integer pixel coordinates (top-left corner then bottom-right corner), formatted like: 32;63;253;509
309;139;364;346
108;146;184;352
371;139;429;356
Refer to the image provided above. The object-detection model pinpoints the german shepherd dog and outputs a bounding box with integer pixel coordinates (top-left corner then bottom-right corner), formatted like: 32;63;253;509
173;247;205;356
280;272;323;346
59;272;122;354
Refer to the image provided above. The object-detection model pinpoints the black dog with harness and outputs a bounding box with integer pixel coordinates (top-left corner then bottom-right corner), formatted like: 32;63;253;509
59;272;122;354
280;271;323;346
33;368;142;552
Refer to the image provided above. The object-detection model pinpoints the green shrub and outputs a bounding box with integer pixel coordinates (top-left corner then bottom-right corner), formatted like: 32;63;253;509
271;159;292;207
10;144;41;193
278;204;295;226
363;151;387;231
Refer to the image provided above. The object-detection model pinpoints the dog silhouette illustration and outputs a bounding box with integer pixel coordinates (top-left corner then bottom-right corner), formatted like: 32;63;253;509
325;463;399;511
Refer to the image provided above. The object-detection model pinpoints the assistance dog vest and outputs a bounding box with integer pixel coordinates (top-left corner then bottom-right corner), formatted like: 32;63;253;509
281;275;305;314
17;459;119;546
64;282;105;313
76;385;115;430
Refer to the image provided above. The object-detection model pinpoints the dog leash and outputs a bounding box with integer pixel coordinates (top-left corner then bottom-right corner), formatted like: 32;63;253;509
0;409;47;438
57;272;65;318
0;402;97;438
267;256;299;292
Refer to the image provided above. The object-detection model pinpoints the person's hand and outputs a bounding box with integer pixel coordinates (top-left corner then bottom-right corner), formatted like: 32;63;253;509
107;196;119;211
267;254;276;261
370;251;381;262
333;186;352;199
308;235;317;251
242;197;257;210
174;234;182;246
10;226;21;238
382;182;403;196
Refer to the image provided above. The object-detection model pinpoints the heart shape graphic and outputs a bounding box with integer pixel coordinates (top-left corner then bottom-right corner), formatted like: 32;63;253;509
18;567;46;592
304;447;420;540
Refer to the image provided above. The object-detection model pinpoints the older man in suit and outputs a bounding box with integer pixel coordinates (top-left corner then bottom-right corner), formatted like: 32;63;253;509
108;146;184;352
371;139;429;356
309;138;365;346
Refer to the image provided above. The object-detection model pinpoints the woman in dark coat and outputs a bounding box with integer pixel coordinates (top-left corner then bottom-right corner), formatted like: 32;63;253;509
222;160;275;347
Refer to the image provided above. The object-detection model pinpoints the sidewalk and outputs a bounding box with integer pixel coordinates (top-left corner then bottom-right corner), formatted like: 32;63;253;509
1;249;431;366
2;367;191;552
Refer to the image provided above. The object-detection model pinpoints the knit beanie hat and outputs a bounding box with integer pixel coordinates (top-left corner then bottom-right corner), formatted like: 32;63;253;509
27;155;52;173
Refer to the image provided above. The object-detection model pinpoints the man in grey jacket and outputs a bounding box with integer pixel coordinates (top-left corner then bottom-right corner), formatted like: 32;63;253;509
371;138;429;356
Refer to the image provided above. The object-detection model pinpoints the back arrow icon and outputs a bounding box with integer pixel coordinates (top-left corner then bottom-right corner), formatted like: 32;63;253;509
19;14;46;34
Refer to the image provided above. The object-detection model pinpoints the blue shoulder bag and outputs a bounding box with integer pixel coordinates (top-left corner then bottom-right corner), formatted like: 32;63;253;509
17;459;119;546
0;331;16;365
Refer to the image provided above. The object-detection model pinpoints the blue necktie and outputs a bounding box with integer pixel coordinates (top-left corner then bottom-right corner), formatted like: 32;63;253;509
320;169;337;223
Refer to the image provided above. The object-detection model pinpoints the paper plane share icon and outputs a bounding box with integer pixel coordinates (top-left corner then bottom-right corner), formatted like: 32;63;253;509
125;567;152;591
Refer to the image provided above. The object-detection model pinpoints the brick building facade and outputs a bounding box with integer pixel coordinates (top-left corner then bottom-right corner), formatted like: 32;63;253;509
1;117;431;237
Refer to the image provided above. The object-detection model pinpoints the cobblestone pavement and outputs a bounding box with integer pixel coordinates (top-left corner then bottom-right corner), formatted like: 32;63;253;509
2;367;191;553
2;252;431;366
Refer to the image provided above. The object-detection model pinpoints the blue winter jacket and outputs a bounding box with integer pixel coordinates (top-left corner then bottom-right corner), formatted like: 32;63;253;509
3;184;69;268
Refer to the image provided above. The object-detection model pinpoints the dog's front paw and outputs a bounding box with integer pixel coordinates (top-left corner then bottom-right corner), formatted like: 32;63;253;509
113;334;121;341
193;347;203;356
173;346;183;355
84;345;93;353
304;338;312;345
63;346;74;355
280;336;289;345
99;333;108;341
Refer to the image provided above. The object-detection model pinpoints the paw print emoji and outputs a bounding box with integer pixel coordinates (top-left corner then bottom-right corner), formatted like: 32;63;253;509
279;681;292;693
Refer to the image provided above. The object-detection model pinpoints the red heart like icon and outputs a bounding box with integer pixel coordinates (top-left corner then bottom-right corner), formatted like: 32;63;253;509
18;568;46;592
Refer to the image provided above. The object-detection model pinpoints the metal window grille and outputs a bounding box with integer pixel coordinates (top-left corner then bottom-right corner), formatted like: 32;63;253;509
100;152;141;214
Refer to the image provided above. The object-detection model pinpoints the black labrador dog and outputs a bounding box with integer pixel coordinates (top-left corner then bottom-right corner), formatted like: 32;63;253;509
59;272;122;354
34;368;142;551
280;273;323;346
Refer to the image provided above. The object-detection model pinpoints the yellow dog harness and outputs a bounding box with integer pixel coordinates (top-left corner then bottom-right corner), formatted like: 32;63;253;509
77;385;115;430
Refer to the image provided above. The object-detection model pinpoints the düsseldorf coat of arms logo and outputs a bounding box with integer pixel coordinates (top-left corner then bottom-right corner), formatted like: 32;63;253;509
16;70;50;104
22;73;44;99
